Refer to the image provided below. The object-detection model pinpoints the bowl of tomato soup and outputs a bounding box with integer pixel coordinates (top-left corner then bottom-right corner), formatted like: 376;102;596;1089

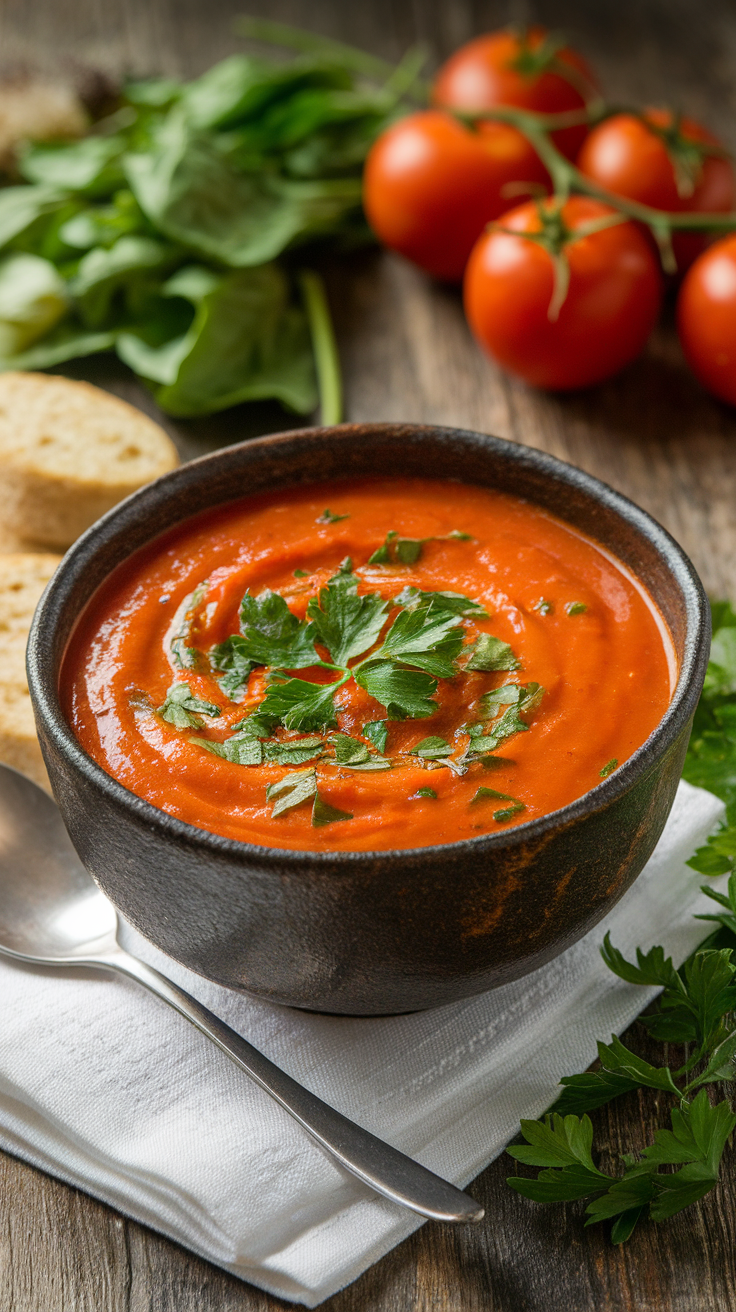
28;424;709;1014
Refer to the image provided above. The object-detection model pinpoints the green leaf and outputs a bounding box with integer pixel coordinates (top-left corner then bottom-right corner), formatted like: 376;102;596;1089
600;758;618;778
125;110;362;268
681;949;736;1046
306;564;388;666
566;602;588;616
584;1171;656;1224
477;684;525;716
267;767;317;817
600;933;681;989
610;1206;647;1244
464;634;520;672
0;185;68;250
0;321;115;372
471;786;515;804
596;1035;680;1095
494;801;526;822
362;720;388;753
239;589;318;670
411;787;437;799
533;598;554;615
552;1070;642;1115
331;732;370;765
0;253;68;357
312;790;353;827
209;634;254;699
259;676;340;732
71;235;180;328
157;682;221;728
703;627;736;698
118;262;318;416
393;586;489;618
371;601;465;678
409;736;453;759
191;732;263;765
316;507;349;524
20;136;127;195
354;661;437;720
508;1113;603;1172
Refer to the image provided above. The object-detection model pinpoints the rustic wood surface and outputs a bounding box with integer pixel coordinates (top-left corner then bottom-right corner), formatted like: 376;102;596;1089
1;0;736;1308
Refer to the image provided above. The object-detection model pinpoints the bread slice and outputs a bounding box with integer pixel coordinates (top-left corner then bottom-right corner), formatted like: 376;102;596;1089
0;552;62;791
0;372;179;549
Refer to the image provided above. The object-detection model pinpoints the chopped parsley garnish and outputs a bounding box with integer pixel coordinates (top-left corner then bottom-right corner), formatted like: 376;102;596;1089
316;508;350;524
170;581;208;670
368;529;474;566
409;736;453;759
600;758;619;778
566;601;588;616
471;786;525;822
294;568;309;579
152;548;551;816
411;787;438;799
157;682;220;728
363;720;388;753
533;598;554;615
464;634;521;672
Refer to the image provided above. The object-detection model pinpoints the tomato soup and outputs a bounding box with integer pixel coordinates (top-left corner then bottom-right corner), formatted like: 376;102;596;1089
63;478;675;852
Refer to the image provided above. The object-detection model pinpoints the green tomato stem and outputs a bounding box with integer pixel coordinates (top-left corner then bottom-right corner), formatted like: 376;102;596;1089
298;268;344;427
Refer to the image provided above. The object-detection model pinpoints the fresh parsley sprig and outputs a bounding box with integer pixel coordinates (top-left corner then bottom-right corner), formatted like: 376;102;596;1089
505;599;736;1244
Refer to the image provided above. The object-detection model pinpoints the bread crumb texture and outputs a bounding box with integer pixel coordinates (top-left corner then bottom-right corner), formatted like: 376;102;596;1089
0;372;179;548
0;552;62;791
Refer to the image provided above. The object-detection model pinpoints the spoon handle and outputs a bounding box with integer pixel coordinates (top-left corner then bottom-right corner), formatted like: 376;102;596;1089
99;946;484;1225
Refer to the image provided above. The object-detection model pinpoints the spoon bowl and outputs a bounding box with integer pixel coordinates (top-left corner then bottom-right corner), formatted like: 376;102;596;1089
0;763;483;1225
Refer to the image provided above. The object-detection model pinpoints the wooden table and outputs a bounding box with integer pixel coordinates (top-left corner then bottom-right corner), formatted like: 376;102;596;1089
1;1;735;1307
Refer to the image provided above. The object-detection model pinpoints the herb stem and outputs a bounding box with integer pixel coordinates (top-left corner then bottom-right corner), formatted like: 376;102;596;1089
298;268;343;427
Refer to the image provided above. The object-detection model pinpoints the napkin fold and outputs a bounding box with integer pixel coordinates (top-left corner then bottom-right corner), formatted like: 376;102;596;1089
0;780;724;1306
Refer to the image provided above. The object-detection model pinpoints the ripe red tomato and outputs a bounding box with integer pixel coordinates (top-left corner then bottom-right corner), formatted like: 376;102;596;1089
577;110;735;271
677;234;736;405
362;109;549;281
432;26;598;160
463;196;662;390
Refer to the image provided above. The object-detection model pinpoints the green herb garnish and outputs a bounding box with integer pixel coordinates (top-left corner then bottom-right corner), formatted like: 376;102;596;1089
409;736;453;760
311;794;353;827
157;682;220;728
566;602;588;616
464;634;521;672
316;508;350;524
504;601;736;1244
363;720;388;753
533;599;554;615
600;758;619;778
210;634;253;699
294;568;309;579
393;585;489;619
368;530;474;566
411;787;438;799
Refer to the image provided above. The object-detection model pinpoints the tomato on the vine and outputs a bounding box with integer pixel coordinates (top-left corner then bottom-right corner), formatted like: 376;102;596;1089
432;26;598;160
577;110;735;271
362;109;549;281
463;197;662;390
677;235;736;406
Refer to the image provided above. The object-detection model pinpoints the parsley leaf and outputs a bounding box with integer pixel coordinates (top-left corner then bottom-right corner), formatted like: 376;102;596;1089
600;757;618;778
566;602;588;616
409;736;453;759
266;767;317;817
393;585;489;618
331;732;370;765
411;786;437;799
311;793;353;827
363;719;388;753
306;563;388;666
209;634;253;699
371;600;465;677
170;581;208;670
355;661;438;719
191;732;262;765
533;598;554;615
316;508;349;524
263;735;324;766
368;530;473;566
239;589;318;670
258;675;342;732
157;682;221;728
464;634;521;672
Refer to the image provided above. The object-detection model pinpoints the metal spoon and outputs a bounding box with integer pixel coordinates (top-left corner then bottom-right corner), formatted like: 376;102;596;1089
0;764;483;1224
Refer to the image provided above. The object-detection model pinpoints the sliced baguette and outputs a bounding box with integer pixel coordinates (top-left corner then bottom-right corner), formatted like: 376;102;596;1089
0;372;179;549
0;552;62;791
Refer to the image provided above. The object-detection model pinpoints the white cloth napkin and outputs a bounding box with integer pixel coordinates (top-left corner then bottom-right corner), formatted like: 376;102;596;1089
0;780;723;1306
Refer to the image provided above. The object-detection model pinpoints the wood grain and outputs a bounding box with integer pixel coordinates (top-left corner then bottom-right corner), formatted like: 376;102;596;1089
1;0;735;1308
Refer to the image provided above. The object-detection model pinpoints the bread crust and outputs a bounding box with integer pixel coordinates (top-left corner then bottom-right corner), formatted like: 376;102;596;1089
0;372;179;549
0;551;62;791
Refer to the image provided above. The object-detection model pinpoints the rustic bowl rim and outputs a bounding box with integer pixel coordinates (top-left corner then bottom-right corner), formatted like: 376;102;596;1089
28;421;710;868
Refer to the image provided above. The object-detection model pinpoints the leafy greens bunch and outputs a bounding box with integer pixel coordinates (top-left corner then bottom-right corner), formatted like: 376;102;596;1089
0;21;422;417
506;600;736;1243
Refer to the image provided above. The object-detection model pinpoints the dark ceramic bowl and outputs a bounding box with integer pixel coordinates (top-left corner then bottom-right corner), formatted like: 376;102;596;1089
27;424;709;1015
